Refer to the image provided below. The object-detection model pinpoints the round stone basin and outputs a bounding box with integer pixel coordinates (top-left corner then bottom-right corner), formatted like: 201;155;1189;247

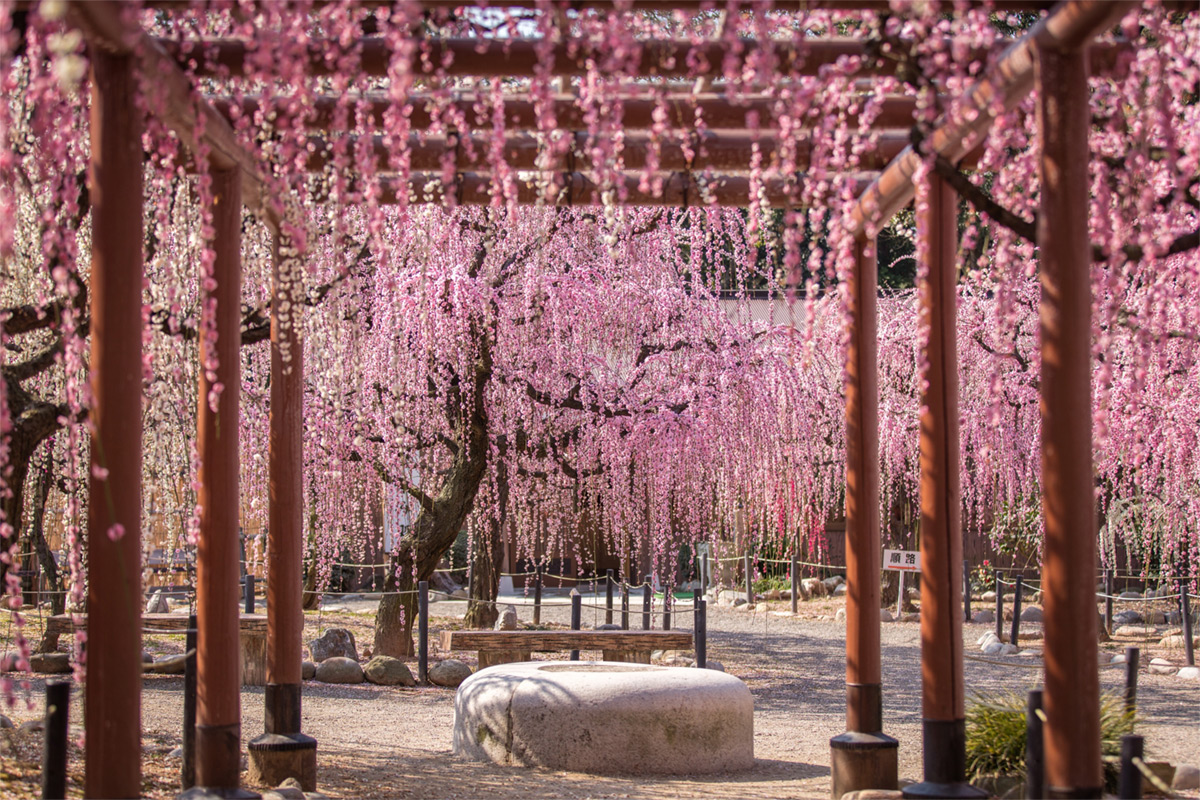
452;661;754;775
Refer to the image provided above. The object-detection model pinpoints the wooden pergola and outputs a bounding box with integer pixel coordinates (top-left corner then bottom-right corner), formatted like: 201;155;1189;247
45;1;1173;797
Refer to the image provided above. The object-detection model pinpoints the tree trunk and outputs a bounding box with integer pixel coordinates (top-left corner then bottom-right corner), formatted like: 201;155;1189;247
464;532;503;629
375;551;418;657
28;450;63;614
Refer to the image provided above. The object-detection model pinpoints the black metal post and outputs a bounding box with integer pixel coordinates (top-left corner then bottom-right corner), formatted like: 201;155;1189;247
744;552;753;606
605;569;614;626
962;559;971;622
1025;689;1044;800
700;551;709;598
570;591;582;661
663;589;671;630
791;553;799;615
1124;646;1140;717
1118;734;1144;800
244;573;255;614
1010;575;1023;645
1180;584;1195;668
418;580;429;683
695;598;707;669
533;565;542;625
643;578;652;631
182;614;197;790
42;680;70;800
1106;568;1115;636
621;583;629;630
994;571;1003;642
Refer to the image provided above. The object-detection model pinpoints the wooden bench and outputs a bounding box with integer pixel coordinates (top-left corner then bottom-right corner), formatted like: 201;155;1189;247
40;613;268;686
440;630;694;668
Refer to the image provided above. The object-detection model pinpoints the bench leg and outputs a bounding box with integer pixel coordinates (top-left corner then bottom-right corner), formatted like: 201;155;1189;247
478;650;531;669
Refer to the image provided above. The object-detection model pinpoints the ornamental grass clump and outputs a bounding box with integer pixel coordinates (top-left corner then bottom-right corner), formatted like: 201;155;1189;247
965;689;1137;786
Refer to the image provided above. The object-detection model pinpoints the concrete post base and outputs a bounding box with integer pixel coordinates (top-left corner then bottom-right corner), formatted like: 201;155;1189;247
830;731;899;800
177;788;260;800
247;733;317;792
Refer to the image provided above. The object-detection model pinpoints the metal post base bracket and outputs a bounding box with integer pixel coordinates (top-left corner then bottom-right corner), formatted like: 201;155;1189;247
247;733;318;793
830;731;899;800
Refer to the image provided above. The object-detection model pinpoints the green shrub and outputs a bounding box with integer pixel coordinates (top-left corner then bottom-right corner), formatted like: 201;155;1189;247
965;689;1136;786
752;574;789;594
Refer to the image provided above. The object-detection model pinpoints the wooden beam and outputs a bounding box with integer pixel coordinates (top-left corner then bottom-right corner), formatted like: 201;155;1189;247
847;0;1137;236
66;0;281;230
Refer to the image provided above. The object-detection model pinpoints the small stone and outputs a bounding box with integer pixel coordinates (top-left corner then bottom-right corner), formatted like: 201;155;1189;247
821;577;840;594
662;655;694;667
879;608;893;622
302;661;316;680
765;589;781;601
1110;653;1127;665
152;654;187;675
977;631;999;647
145;590;169;614
0;714;12;729
308;628;358;662
717;590;743;606
1150;657;1172;666
1019;606;1043;623
971;609;995;624
1159;634;1200;649
595;623;622;631
1177;666;1200;680
1114;625;1157;637
451;588;468;599
1114;609;1143;625
495;605;519;631
279;778;304;790
1119;590;1142;599
168;747;183;758
981;590;997;602
705;660;725;672
830;575;846;586
1000;643;1019;656
1173;764;1200;790
18;719;44;735
801;578;826;598
142;651;154;664
428;658;472;687
29;652;71;674
1144;610;1167;625
363;655;415;686
1149;657;1175;675
835;608;847;623
314;657;365;684
900;612;919;623
731;596;748;607
263;789;305;800
833;584;848;597
983;641;1005;656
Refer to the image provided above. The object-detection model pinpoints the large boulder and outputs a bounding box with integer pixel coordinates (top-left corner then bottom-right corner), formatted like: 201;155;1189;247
800;578;826;598
429;659;472;687
301;661;316;680
431;571;460;597
151;654;188;675
314;657;364;684
1019;606;1043;623
1114;609;1143;626
308;628;358;662
495;605;519;631
363;656;416;687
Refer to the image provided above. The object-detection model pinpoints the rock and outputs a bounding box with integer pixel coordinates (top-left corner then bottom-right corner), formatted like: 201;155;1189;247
431;571;460;596
982;641;1005;656
18;719;44;735
363;656;415;687
1177;666;1200;680
152;654;188;674
663;655;694;667
1144;610;1167;625
143;651;154;664
765;589;781;601
145;590;170;614
1167;610;1182;625
821;577;840;594
1173;764;1200;790
977;631;1000;647
1110;653;1127;665
835;608;847;623
833;583;848;597
830;575;846;586
495;605;519;631
30;652;71;674
1159;634;1200;649
841;792;904;800
1019;606;1043;623
705;660;725;672
1113;609;1143;625
1000;644;1019;656
0;714;12;729
801;578;826;598
779;589;792;600
1149;657;1176;675
971;609;995;624
717;590;743;606
879;608;893;622
1018;650;1039;658
1119;590;1142;599
302;661;316;680
1114;625;1158;637
263;789;306;800
595;623;622;631
168;747;183;758
308;628;358;662
981;591;997;602
900;613;920;623
314;657;365;684
1097;652;1113;665
429;659;472;687
451;588;468;599
279;778;304;791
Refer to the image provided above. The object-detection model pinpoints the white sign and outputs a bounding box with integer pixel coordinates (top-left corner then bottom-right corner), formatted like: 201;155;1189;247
883;549;920;572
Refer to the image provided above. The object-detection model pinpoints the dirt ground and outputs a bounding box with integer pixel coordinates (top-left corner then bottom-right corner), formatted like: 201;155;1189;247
1;596;1197;799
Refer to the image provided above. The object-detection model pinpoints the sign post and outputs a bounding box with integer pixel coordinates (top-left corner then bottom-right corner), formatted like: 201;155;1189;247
883;549;920;617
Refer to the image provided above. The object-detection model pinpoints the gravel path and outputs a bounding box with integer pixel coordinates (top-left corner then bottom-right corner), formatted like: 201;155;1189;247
2;598;1197;799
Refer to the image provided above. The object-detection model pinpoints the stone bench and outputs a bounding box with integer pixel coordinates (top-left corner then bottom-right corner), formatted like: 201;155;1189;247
454;661;754;774
440;629;693;668
40;613;268;686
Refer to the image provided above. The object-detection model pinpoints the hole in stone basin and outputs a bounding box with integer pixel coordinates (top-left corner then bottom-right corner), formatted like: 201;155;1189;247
537;664;657;673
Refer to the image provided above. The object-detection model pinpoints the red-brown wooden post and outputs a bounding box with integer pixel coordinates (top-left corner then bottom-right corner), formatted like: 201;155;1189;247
86;47;144;800
904;176;985;800
248;229;318;790
188;167;256;798
1036;40;1102;799
830;236;898;799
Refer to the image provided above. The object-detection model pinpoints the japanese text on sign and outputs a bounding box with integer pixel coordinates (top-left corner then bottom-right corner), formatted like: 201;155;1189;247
883;549;920;572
